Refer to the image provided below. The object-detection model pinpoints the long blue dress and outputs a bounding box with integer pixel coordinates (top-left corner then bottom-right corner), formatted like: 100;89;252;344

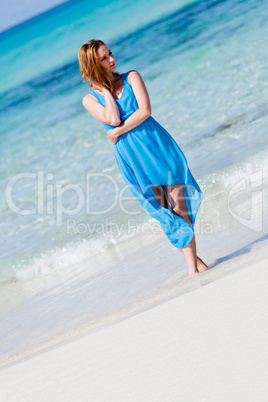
90;71;203;248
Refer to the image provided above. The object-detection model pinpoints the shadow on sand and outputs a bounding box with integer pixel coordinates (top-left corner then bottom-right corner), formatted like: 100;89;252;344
208;233;268;270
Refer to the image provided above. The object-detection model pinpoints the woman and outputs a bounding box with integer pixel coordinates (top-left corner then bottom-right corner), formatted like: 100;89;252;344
78;39;208;276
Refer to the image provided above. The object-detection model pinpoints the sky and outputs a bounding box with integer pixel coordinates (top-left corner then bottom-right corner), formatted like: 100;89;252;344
0;0;68;33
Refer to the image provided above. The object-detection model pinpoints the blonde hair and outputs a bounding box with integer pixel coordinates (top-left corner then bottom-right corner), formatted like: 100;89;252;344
78;39;120;92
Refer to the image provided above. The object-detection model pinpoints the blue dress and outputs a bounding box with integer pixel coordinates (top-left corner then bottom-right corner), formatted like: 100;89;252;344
90;71;204;248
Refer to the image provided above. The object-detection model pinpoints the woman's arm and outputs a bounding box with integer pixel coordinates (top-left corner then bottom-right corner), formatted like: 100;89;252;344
82;87;121;126
107;71;151;144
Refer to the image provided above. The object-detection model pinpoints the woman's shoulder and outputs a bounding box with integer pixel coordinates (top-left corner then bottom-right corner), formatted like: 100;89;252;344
125;70;142;85
82;92;98;105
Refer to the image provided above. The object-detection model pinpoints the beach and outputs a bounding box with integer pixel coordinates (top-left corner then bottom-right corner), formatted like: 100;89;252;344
1;243;267;402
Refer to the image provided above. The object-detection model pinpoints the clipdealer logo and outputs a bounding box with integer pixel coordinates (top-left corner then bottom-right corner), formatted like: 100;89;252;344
227;170;263;232
4;169;264;233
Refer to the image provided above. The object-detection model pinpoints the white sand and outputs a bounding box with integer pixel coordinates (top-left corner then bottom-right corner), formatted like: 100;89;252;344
1;249;268;402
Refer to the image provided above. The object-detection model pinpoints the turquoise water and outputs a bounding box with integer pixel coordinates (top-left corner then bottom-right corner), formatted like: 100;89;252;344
0;0;268;366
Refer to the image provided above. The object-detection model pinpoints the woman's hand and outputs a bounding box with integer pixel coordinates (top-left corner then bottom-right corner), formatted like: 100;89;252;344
107;127;120;144
92;83;105;93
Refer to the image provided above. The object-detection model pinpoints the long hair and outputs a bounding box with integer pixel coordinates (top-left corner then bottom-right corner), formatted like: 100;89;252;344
78;39;120;92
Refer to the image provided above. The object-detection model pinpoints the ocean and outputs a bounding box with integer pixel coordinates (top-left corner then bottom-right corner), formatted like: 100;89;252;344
0;0;268;367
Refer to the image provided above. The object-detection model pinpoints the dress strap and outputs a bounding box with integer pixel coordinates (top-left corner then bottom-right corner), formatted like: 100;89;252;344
90;89;100;100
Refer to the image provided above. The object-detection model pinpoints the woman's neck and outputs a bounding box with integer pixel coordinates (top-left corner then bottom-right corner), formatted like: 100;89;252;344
109;72;120;82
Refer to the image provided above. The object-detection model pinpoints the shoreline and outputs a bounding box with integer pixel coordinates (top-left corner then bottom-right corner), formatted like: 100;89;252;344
1;236;267;372
1;244;267;401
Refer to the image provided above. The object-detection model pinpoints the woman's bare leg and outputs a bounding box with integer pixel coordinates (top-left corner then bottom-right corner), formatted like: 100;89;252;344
177;247;208;272
178;234;199;276
162;184;208;275
151;184;207;275
151;185;168;208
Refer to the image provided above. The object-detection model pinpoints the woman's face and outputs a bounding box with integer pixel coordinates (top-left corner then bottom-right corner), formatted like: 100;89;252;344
96;44;116;73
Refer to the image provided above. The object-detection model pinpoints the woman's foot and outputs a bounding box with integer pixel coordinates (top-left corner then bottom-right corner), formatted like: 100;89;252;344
197;257;208;272
188;258;208;276
189;267;199;276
